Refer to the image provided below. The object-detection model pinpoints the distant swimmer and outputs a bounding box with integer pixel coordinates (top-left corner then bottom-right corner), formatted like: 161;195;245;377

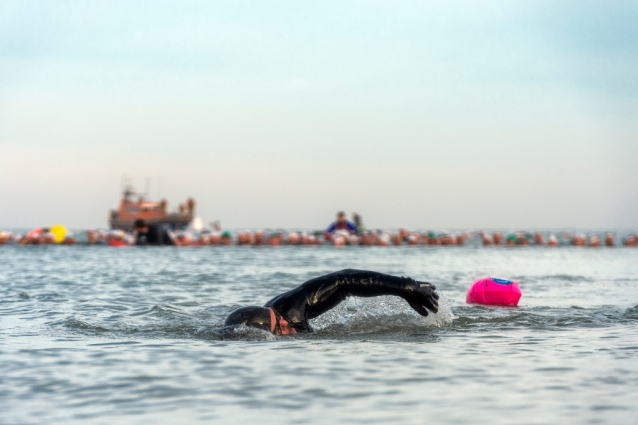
133;219;176;246
224;269;439;335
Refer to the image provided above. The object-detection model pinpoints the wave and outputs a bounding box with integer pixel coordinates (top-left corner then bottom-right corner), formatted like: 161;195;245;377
49;299;638;341
51;296;454;341
452;304;638;330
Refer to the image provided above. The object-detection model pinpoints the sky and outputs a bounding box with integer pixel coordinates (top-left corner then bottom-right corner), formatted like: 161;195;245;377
1;0;637;230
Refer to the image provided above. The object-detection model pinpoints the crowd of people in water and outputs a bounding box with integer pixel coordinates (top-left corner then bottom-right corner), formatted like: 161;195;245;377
1;211;638;248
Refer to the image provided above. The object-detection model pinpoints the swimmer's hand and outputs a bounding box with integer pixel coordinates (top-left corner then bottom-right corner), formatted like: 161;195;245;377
405;280;439;317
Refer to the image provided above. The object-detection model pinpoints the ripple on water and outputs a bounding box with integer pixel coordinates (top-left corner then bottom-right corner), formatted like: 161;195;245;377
0;245;637;425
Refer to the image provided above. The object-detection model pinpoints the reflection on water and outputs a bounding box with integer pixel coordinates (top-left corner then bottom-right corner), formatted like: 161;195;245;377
1;246;637;424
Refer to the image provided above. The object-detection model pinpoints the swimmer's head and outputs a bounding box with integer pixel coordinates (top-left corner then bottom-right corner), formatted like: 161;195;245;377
225;306;271;331
134;219;148;234
224;306;296;335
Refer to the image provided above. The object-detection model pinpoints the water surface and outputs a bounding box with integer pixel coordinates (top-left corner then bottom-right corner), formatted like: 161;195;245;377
1;246;637;424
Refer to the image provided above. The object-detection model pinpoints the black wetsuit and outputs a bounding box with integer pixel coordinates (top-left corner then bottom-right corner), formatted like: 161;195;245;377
264;269;438;332
135;224;175;246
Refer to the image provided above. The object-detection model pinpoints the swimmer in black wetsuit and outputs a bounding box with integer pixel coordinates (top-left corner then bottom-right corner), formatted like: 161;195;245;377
224;269;439;335
134;219;176;246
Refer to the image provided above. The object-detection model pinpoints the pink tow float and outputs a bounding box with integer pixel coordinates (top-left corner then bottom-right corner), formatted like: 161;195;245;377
466;278;522;306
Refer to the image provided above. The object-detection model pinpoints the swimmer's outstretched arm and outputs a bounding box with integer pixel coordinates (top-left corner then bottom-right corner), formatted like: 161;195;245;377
265;269;439;331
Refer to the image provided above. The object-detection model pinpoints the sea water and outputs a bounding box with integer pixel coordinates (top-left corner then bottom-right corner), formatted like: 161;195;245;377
1;245;637;424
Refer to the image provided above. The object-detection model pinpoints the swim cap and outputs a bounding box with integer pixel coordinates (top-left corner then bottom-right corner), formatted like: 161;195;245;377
224;306;272;332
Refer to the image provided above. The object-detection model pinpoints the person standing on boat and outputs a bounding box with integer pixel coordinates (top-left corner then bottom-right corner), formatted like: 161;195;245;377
133;219;176;246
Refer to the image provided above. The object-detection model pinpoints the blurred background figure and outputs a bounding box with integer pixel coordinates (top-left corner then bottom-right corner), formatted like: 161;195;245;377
221;231;233;246
481;232;493;246
174;232;192;246
623;233;638;247
516;232;530;246
324;211;358;242
407;233;420;246
548;234;559;247
441;233;455;246
299;232;311;245
360;231;374;246
0;231;12;245
287;232;300;245
209;232;221;246
332;230;349;247
236;231;254;246
87;230;97;245
374;231;390;247
425;231;441;246
347;233;361;246
605;233;615;247
534;233;544;245
493;232;503;246
266;232;284;246
134;219;176;246
107;230;133;247
352;213;366;234
572;233;586;247
197;232;211;246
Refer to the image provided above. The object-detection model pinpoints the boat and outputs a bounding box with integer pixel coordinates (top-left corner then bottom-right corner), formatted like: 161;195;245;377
108;184;195;230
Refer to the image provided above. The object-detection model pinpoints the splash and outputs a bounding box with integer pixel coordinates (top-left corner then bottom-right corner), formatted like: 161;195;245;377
310;293;455;333
53;295;456;341
211;325;279;341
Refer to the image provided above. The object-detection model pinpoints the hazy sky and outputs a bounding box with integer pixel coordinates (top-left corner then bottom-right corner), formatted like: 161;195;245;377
1;0;637;230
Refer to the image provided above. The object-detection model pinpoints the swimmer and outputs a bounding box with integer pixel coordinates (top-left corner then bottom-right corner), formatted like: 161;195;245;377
332;229;349;247
441;233;455;246
209;232;222;246
481;232;493;246
287;232;300;245
375;231;391;247
134;219;177;246
360;231;374;246
221;231;233;246
236;231;250;245
224;269;439;334
266;232;284;246
425;232;440;246
407;232;420;246
572;233;586;247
